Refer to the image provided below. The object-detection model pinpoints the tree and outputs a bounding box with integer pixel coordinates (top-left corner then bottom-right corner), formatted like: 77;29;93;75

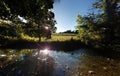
76;13;102;45
76;0;120;50
93;0;120;48
52;26;57;33
0;0;57;42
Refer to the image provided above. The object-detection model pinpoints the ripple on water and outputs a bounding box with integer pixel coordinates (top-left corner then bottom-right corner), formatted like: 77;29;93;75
48;50;84;76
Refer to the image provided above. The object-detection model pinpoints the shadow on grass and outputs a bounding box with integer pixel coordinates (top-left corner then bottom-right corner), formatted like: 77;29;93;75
0;39;87;51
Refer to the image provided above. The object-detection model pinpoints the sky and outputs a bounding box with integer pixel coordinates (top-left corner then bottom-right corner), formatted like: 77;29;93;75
53;0;96;33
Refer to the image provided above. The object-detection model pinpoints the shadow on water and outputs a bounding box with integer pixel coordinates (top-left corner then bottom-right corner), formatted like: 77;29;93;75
0;40;86;51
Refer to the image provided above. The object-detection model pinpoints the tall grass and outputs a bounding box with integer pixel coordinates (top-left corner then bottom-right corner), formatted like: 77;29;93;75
19;33;79;42
41;33;78;42
5;33;79;43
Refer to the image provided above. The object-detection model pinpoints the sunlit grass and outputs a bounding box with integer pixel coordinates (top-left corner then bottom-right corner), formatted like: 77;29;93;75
20;33;39;42
42;34;79;42
4;33;79;42
19;33;79;42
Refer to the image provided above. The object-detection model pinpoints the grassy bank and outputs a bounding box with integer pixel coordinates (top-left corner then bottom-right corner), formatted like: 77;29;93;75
0;34;86;51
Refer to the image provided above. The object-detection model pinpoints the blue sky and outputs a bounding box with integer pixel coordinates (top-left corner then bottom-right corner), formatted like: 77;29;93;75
53;0;96;33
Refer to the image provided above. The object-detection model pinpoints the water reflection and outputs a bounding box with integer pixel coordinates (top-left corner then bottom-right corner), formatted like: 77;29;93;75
0;49;55;76
0;49;81;76
0;54;6;57
48;51;80;76
40;49;49;55
0;49;120;76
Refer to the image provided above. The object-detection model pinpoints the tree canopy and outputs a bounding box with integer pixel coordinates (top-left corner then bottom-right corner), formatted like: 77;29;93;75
76;0;120;50
0;0;57;44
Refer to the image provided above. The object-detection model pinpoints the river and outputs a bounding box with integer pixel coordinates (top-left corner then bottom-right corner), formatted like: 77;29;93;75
0;48;120;76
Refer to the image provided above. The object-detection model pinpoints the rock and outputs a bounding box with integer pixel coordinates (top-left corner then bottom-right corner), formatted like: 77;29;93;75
92;64;96;68
63;69;65;72
103;67;107;70
77;72;80;75
80;72;83;76
88;70;96;74
71;53;74;55
18;70;22;75
66;66;70;70
111;59;114;62
0;65;3;68
37;57;41;60
107;58;110;61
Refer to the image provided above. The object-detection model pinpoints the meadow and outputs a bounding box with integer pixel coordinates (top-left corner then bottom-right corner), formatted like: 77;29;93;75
44;33;78;42
19;33;79;42
1;33;83;50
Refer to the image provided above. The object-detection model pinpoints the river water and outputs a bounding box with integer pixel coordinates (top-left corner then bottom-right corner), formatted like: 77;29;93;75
0;48;120;76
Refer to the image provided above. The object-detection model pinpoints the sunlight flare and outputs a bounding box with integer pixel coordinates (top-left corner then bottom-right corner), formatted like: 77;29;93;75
40;49;49;55
45;26;49;30
0;54;6;57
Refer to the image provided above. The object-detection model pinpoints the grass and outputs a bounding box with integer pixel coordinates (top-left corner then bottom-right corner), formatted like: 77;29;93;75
1;33;84;50
43;34;78;42
16;33;79;42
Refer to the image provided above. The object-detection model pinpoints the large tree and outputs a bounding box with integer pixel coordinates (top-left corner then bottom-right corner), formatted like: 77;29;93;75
76;0;120;50
93;0;120;47
0;0;57;42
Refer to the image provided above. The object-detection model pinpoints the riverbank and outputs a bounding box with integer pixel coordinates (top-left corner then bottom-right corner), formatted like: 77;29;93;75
0;33;120;52
0;39;87;51
1;39;120;53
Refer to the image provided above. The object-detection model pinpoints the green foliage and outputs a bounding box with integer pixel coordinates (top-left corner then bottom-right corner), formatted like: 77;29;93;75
0;0;54;19
76;13;103;45
0;21;17;37
0;0;57;44
76;0;120;50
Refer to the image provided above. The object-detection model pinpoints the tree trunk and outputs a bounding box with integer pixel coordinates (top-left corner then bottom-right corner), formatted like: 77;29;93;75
39;36;41;42
38;21;41;43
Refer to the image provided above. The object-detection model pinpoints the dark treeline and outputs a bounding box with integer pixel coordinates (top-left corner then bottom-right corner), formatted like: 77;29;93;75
76;0;120;51
62;30;78;34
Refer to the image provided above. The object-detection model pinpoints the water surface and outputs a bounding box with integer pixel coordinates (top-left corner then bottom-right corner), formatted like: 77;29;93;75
0;48;120;76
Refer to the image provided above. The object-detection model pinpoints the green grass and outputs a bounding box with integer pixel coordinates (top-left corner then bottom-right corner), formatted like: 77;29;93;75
0;33;81;49
19;33;79;42
44;34;78;42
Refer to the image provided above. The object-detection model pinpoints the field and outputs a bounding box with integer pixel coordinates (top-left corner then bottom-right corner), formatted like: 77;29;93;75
44;33;79;42
20;33;79;42
13;34;78;42
0;33;81;49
